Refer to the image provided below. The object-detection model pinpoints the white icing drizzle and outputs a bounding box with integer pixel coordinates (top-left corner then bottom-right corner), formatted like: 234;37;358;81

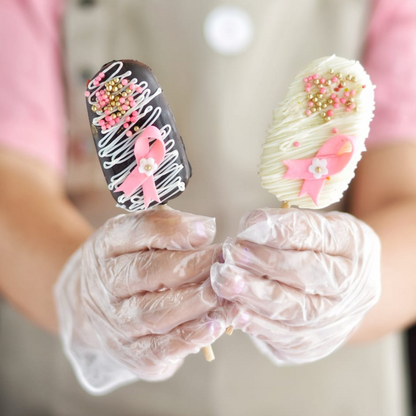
86;61;185;211
259;55;375;209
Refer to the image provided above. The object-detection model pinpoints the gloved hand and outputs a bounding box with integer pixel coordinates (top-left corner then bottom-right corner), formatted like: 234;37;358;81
211;208;381;365
55;206;225;395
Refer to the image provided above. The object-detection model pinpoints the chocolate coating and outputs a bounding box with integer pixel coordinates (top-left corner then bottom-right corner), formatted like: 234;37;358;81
86;60;192;211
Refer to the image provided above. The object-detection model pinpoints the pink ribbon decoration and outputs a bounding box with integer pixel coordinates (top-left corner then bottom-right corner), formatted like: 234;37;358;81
283;135;356;205
116;125;166;209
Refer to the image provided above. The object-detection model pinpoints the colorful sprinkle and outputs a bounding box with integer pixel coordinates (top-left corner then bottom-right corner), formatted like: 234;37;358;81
332;128;338;134
294;141;300;147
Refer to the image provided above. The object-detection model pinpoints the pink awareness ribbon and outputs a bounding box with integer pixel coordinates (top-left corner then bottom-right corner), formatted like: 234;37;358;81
116;125;166;209
283;135;356;205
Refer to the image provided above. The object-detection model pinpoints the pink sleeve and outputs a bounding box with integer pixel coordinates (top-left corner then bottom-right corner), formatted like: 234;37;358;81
364;0;416;148
0;0;65;174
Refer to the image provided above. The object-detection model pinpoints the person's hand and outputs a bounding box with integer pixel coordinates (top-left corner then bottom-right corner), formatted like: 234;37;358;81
55;206;225;394
211;208;381;365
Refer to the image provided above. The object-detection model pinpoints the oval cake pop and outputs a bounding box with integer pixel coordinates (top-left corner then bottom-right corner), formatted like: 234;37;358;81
259;55;375;209
85;60;192;211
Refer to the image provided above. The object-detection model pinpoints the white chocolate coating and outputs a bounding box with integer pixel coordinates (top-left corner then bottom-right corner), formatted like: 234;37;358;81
259;55;375;209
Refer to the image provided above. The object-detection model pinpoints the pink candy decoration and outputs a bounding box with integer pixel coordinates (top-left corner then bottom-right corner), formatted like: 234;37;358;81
125;116;131;122
119;98;125;104
331;93;336;99
308;101;314;107
122;105;129;110
305;88;311;93
110;120;115;126
132;111;138;117
319;88;326;94
344;91;350;97
346;107;352;112
327;110;334;117
105;116;111;122
350;90;357;96
332;128;338;134
130;117;137;123
334;103;340;109
320;78;326;84
136;86;143;93
303;78;308;83
99;120;105;126
340;98;347;104
123;123;129;128
312;74;318;79
126;130;132;137
121;79;128;86
115;117;120;123
84;91;90;97
99;72;105;78
305;110;312;116
294;141;300;147
332;77;339;83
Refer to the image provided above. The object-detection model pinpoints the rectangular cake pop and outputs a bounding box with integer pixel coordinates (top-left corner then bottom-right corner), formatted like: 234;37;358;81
259;55;375;208
85;60;192;211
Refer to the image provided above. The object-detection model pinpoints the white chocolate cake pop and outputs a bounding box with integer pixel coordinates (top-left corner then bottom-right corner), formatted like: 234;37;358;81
259;55;375;209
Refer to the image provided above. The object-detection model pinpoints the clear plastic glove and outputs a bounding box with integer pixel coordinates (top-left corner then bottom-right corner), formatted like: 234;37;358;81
55;206;225;395
211;208;381;365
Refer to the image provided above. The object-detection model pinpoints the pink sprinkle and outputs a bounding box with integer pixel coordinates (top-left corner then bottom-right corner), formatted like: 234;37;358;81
334;97;340;103
349;103;356;109
308;76;313;81
308;101;314;107
130;117;137;123
122;105;129;110
344;91;350;97
84;91;90;97
327;110;334;117
332;77;339;83
305;87;311;93
100;101;106;107
313;73;318;79
350;90;356;96
334;103;340;109
130;101;136;106
126;130;132;137
106;116;112;122
305;110;312;116
99;72;105;78
319;88;326;94
132;111;138;117
115;117;120;123
136;86;143;93
306;82;311;88
332;128;338;134
128;96;134;101
99;120;105;126
123;123;129;128
121;79;128;86
320;78;326;84
110;120;116;126
294;141;300;147
331;93;336;99
303;78;308;83
340;98;347;104
119;97;125;104
125;116;131;122
106;124;111;129
346;107;352;112
105;110;110;115
93;80;99;86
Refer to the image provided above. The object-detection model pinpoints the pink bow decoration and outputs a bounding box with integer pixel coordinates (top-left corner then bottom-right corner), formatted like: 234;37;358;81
283;135;356;206
116;125;166;209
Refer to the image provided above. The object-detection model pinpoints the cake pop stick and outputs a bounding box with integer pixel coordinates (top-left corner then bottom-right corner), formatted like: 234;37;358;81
86;60;215;362
260;55;375;209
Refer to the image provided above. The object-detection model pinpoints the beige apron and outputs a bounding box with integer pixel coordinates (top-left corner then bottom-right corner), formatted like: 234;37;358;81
0;1;409;415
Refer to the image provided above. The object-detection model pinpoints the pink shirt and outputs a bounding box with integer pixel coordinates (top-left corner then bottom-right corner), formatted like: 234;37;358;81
0;0;415;173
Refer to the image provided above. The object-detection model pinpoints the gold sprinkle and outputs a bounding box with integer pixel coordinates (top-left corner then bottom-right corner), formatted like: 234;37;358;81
106;86;112;91
110;101;116;106
317;94;323;99
110;95;115;100
114;78;119;83
112;114;116;119
117;84;122;89
344;88;349;92
352;76;357;82
315;167;322;173
346;75;352;81
311;107;317;113
109;81;115;86
326;80;332;86
317;101;322;107
336;73;343;79
320;112;326;118
122;92;127;97
314;79;320;85
307;94;313;99
319;84;324;88
325;116;331;122
126;88;132;94
328;69;335;74
121;110;126;114
134;126;139;132
116;112;122;117
322;103;327;109
91;105;97;111
144;165;152;171
327;99;333;104
113;87;118;92
341;81;347;87
312;97;318;103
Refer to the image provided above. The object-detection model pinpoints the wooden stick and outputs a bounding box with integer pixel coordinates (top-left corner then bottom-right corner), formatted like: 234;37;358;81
202;345;215;362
